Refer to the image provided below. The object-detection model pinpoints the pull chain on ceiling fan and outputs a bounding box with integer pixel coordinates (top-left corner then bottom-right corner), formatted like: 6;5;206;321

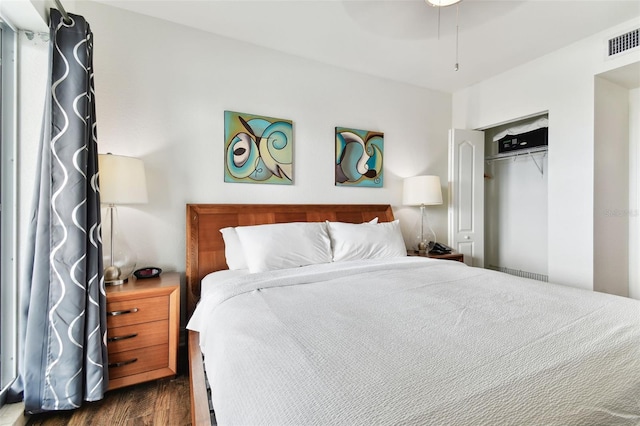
425;0;462;71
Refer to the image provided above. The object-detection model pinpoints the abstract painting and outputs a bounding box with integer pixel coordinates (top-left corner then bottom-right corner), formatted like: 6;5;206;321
335;127;384;187
224;111;293;184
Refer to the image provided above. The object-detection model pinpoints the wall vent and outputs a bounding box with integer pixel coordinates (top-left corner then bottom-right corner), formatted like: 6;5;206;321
488;265;548;282
608;28;639;56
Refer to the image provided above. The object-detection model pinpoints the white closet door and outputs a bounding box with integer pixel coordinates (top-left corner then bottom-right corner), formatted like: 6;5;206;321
448;129;485;267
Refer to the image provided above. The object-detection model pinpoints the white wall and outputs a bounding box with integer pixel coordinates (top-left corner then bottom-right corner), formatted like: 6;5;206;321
17;2;452;282
18;3;638;296
593;77;629;296
630;87;640;300
1;0;48;32
453;17;640;291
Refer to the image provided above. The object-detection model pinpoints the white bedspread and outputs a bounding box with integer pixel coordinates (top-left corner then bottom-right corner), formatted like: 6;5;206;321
187;257;640;425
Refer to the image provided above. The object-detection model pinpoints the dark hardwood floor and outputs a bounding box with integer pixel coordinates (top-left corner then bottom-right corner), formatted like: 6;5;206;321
27;374;190;426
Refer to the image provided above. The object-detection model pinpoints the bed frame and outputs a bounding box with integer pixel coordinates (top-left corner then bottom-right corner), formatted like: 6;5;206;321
185;204;395;425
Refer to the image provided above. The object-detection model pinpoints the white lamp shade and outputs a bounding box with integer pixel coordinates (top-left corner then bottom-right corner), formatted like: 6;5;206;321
403;175;443;206
98;154;148;205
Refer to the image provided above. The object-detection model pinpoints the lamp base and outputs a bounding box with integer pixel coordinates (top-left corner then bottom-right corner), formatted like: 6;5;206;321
415;205;436;254
417;240;435;254
105;277;128;286
418;241;428;254
104;265;128;286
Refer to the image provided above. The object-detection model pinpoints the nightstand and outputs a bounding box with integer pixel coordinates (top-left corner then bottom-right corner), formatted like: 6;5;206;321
106;272;180;390
407;250;464;263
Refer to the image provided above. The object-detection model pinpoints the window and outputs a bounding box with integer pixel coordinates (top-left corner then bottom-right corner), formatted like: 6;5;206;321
0;20;17;407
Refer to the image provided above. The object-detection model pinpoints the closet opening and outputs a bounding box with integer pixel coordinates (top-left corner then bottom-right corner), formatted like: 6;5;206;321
483;113;549;282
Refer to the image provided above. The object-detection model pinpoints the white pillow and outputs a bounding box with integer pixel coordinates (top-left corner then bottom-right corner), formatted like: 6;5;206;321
220;227;248;270
221;218;377;270
327;220;407;262
235;222;332;273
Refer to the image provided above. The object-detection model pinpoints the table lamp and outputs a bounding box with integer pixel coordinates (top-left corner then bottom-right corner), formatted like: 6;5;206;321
403;175;443;253
98;153;148;285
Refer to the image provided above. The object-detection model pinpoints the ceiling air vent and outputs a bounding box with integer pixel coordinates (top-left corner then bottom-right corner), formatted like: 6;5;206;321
608;28;639;56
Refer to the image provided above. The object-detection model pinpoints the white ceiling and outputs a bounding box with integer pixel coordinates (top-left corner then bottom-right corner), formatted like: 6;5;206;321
92;0;640;93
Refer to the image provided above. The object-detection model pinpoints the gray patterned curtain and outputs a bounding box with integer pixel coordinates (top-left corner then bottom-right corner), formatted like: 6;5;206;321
10;9;107;413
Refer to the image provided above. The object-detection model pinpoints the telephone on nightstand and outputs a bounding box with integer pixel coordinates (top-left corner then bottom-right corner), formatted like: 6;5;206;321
429;243;453;255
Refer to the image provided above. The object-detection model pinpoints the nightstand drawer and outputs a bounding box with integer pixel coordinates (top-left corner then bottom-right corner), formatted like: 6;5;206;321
108;344;170;380
107;295;168;328
106;272;180;391
107;320;169;355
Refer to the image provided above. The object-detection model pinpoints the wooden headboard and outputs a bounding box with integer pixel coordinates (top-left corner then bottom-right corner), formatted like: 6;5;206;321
185;204;395;315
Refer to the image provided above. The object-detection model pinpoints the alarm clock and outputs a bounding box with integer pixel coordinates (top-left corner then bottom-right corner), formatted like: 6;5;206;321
133;267;162;279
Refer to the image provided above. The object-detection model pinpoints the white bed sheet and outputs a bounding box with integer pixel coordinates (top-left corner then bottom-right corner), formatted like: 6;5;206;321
188;257;640;425
200;268;250;299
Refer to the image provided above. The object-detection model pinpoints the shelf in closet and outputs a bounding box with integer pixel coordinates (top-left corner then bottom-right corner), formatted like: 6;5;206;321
484;145;548;162
485;146;548;175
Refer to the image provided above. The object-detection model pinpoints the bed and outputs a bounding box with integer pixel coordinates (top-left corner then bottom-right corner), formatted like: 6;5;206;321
185;204;640;426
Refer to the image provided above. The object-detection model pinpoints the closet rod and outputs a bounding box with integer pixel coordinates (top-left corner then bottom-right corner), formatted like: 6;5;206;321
485;146;547;176
53;0;72;24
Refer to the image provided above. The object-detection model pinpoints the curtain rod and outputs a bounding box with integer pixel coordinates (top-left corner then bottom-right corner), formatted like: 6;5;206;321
53;0;72;24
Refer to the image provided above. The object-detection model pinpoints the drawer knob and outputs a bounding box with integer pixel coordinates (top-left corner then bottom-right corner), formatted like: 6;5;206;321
107;333;138;342
108;307;139;316
109;358;138;368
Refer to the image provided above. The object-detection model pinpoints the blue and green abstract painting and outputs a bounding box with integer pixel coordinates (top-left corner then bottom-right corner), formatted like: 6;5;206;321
224;111;293;185
335;127;383;187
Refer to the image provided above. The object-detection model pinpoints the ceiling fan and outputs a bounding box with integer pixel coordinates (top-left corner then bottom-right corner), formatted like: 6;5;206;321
426;0;462;6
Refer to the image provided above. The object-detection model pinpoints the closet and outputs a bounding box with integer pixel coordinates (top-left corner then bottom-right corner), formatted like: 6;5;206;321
483;114;549;281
